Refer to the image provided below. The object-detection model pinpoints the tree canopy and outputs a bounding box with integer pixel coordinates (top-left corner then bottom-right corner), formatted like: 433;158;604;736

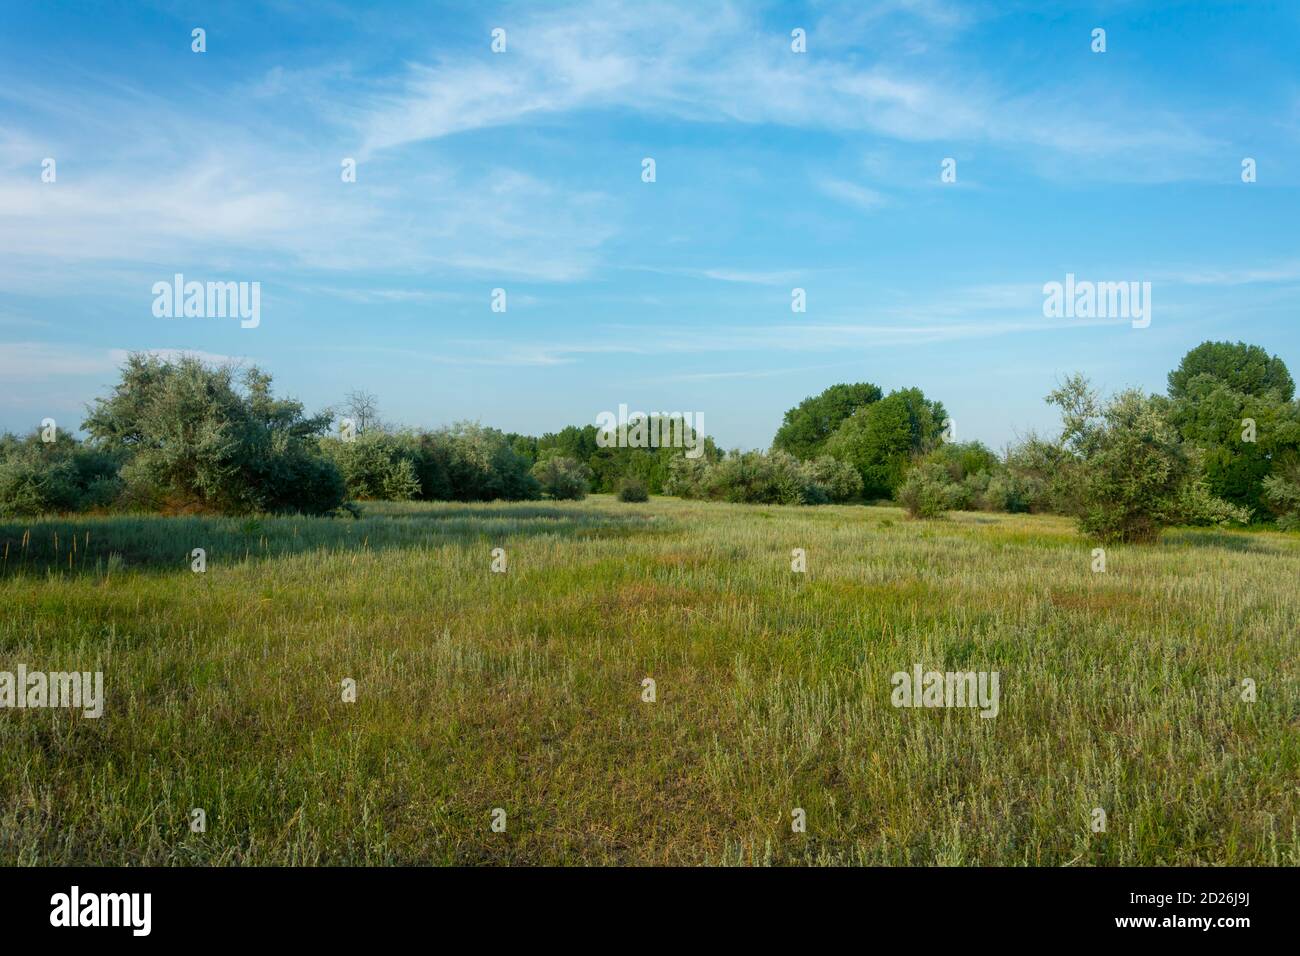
772;382;882;459
823;387;947;498
1167;341;1294;402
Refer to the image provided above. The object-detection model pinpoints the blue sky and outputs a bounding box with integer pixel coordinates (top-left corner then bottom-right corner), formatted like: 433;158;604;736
2;0;1298;451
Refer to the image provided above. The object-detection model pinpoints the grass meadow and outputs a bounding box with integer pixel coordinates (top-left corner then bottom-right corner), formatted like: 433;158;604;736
1;496;1296;866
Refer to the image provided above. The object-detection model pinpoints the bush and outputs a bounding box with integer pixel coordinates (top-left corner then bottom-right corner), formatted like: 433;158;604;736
664;455;710;498
256;442;350;516
892;441;1003;514
319;431;422;501
1002;434;1076;514
531;456;591;500
1047;378;1248;543
701;450;829;505
664;449;837;505
435;423;540;502
82;354;344;515
979;471;1032;513
896;462;962;519
807;455;864;503
1262;456;1300;530
0;431;122;517
617;477;649;502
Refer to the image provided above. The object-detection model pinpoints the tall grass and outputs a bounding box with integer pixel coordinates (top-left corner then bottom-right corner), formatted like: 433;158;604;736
0;497;1296;865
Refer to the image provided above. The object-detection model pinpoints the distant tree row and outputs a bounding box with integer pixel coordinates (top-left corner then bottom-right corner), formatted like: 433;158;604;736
754;341;1299;541
2;342;1297;544
0;355;718;516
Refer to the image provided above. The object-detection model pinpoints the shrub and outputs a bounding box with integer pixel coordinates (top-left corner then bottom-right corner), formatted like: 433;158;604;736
1003;434;1077;514
979;471;1032;513
665;450;834;505
893;441;1003;514
255;442;350;516
0;432;122;517
701;450;828;505
531;456;591;500
664;455;710;498
896;462;962;519
617;477;649;502
517;421;718;494
320;431;421;501
1262;456;1300;530
82;354;344;515
418;423;540;502
1047;378;1248;543
807;455;864;503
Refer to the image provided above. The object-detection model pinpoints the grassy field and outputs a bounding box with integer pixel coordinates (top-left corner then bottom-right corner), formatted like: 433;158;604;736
1;496;1296;866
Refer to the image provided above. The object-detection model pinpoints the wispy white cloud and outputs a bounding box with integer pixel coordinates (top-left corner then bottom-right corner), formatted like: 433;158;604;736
1157;261;1300;286
305;340;647;368
657;360;871;382
0;343;246;383
631;265;807;286
352;0;1218;178
817;177;888;211
0;0;1233;300
0;342;117;381
0;142;615;284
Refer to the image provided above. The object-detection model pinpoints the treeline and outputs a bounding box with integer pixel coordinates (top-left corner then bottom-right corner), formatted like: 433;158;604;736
0;354;716;518
3;342;1298;543
319;419;720;505
680;340;1296;542
896;342;1300;541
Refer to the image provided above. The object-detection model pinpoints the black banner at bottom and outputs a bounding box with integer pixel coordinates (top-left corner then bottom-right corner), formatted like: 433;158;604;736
0;866;1284;942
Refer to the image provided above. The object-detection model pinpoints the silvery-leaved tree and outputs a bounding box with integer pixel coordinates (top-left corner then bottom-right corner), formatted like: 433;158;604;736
1047;376;1249;543
82;353;344;515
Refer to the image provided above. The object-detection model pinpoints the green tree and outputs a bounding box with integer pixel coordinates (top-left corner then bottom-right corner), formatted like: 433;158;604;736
772;383;882;459
1047;378;1248;542
1166;342;1300;515
531;455;591;500
433;422;540;502
1167;341;1294;402
824;388;947;498
83;354;343;515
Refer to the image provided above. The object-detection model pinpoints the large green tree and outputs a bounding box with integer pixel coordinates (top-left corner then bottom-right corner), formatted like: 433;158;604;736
1166;342;1300;515
823;387;947;498
1167;341;1294;402
772;382;882;460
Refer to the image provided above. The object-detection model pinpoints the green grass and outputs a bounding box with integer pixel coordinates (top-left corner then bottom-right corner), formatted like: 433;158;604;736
1;496;1296;865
